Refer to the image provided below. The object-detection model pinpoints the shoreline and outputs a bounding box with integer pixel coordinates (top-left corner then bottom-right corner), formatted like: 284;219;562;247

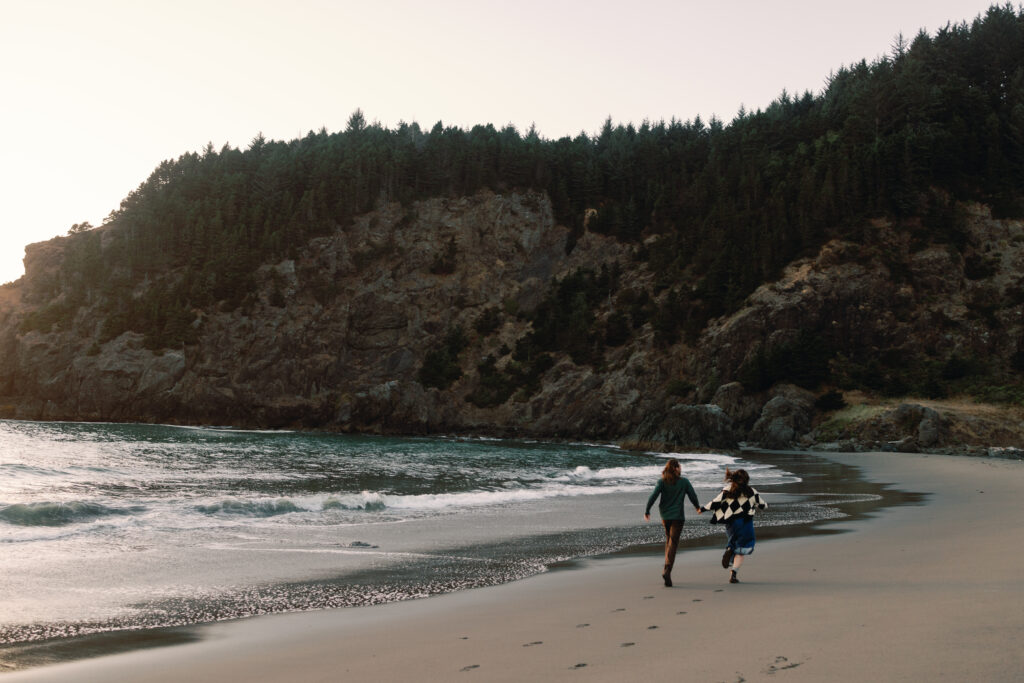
5;449;1022;681
3;413;1023;461
0;448;901;672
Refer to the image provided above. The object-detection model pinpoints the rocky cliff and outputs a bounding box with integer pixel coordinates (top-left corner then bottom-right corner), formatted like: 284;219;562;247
1;192;1022;455
0;191;673;438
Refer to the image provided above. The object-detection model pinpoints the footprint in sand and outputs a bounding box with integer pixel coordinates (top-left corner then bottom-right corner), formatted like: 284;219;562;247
692;598;702;602
523;641;543;647
676;611;687;615
714;589;724;593
570;663;587;670
460;664;480;672
459;636;469;640
647;625;658;630
576;623;590;628
621;642;636;647
643;596;654;600
613;608;626;612
765;655;802;673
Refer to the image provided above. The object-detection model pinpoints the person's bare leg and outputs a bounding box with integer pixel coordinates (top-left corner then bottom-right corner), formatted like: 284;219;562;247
662;520;681;586
729;554;744;583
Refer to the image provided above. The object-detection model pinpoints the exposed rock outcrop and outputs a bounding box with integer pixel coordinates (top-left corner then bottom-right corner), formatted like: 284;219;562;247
749;386;816;450
711;382;763;428
631;404;738;451
1;194;1023;455
0;191;681;441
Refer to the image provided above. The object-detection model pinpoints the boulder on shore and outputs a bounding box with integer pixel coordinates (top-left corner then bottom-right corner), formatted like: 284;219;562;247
630;404;738;450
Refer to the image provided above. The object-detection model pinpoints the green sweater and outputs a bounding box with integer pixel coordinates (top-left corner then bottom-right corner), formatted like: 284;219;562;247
645;477;699;521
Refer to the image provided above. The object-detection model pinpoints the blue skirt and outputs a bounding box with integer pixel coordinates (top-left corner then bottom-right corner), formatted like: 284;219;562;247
725;516;756;555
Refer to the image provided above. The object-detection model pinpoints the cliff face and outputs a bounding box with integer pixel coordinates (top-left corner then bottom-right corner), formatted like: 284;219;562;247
0;191;681;438
687;203;1024;454
1;193;1022;454
695;206;1024;393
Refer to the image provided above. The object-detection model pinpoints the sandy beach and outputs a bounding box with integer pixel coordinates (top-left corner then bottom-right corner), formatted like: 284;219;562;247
5;450;1023;682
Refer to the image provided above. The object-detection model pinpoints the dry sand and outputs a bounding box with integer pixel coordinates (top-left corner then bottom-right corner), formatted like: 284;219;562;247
5;451;1023;682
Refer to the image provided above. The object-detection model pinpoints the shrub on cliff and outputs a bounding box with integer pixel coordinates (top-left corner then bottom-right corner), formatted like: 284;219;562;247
738;330;832;392
473;307;503;336
466;356;517;407
418;327;467;390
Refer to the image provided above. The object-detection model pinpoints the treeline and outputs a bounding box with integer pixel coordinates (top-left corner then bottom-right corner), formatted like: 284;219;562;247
31;4;1024;354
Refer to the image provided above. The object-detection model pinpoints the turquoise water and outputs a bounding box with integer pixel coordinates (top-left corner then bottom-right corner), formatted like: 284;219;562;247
0;420;812;645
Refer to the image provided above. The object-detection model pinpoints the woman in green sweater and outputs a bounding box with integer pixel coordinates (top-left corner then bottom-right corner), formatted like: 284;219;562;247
644;458;700;587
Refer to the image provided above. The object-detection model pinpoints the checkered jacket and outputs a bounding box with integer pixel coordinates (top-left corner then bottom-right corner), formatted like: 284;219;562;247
700;487;768;524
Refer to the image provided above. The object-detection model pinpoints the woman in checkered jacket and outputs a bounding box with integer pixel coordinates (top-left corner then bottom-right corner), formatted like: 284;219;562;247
698;468;767;584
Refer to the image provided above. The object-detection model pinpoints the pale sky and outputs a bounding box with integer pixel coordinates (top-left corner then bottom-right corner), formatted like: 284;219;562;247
0;0;1000;284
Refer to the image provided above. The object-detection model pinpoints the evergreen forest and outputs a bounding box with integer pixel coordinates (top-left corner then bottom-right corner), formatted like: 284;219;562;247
26;5;1024;379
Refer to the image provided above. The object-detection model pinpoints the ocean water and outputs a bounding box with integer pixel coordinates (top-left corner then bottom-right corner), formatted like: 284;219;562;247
0;419;852;651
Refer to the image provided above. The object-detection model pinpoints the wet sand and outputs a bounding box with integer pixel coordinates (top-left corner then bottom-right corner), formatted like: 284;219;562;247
4;450;1023;681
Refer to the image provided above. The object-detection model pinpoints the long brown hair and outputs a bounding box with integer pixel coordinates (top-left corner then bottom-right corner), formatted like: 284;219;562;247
661;458;681;483
723;468;753;498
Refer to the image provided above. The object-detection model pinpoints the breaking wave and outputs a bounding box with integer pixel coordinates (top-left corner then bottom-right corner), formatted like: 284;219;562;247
0;501;146;527
195;499;303;517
